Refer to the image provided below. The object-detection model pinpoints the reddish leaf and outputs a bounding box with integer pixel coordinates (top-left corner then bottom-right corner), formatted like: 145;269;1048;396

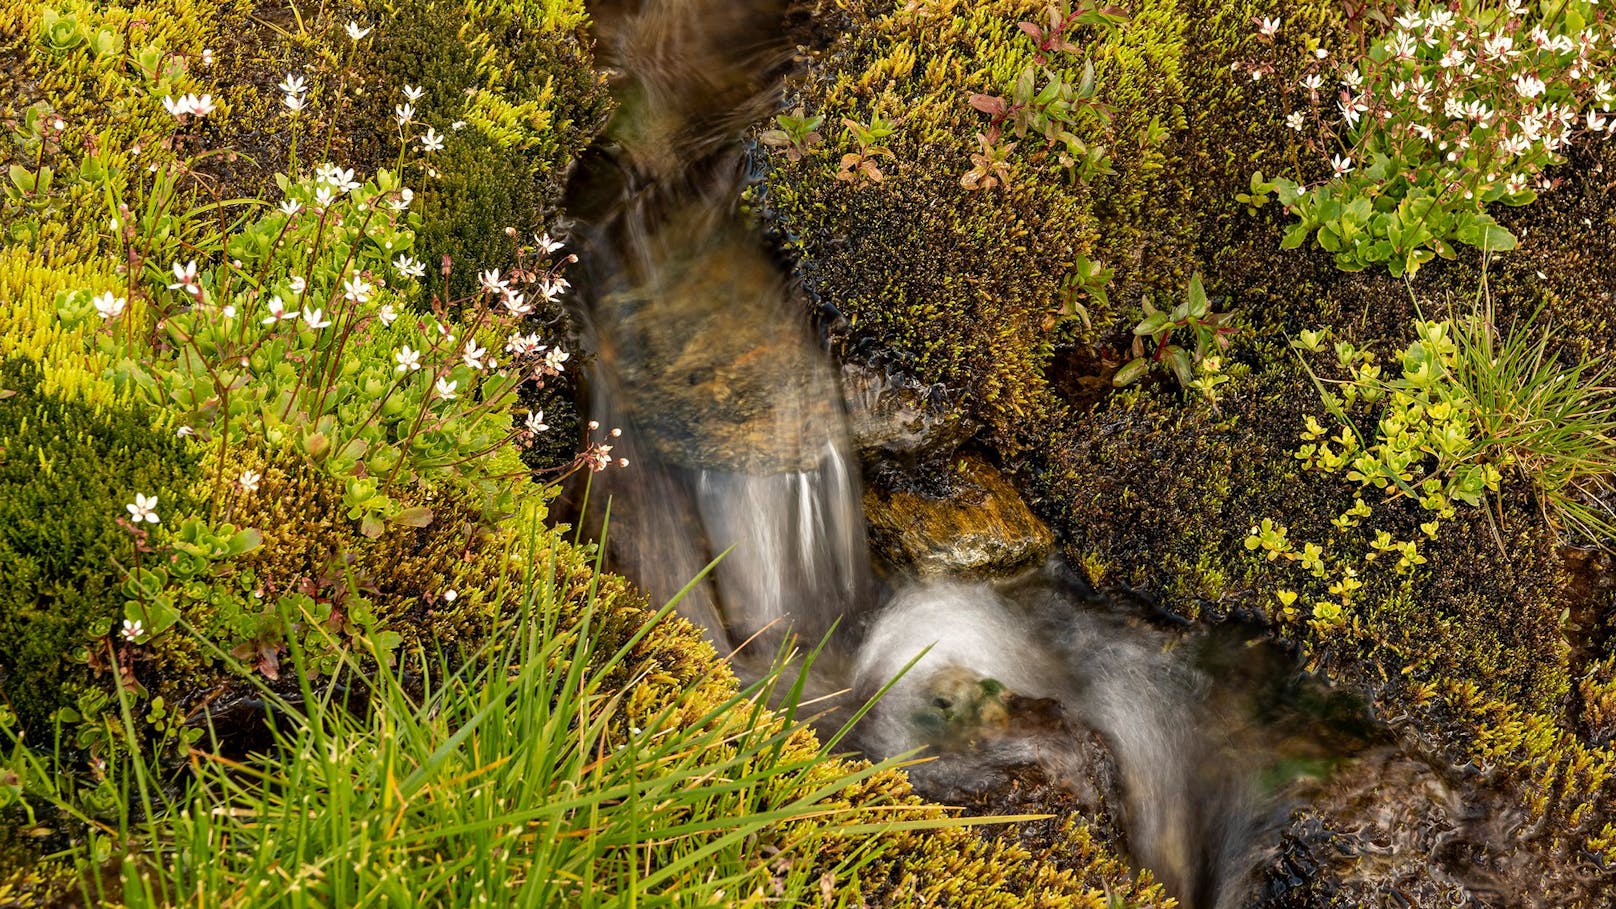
968;93;1007;116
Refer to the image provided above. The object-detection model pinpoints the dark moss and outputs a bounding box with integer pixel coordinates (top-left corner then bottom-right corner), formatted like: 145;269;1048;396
0;357;200;735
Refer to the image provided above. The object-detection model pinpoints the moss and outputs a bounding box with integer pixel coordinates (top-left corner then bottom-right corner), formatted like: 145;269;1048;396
0;357;200;735
363;0;611;300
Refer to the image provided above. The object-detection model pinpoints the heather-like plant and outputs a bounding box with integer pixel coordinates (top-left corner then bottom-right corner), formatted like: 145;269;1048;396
1246;1;1615;275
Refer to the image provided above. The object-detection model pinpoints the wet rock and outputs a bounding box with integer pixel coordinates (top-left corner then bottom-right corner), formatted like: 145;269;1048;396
840;360;977;463
863;454;1054;577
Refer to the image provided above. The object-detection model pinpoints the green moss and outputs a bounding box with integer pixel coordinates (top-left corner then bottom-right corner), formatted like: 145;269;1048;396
0;357;200;735
364;0;610;300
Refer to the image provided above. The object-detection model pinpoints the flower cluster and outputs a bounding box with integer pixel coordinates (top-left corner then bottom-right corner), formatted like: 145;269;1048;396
1252;1;1615;275
162;92;217;120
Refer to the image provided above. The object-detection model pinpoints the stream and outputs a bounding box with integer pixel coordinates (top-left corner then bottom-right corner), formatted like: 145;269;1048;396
562;2;1398;907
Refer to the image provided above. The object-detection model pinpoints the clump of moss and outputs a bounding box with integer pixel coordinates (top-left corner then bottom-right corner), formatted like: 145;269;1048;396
0;358;200;736
363;0;611;300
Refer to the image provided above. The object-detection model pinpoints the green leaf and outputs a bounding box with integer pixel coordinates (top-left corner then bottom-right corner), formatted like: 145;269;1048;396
224;528;263;557
1185;273;1209;318
1454;214;1517;252
1112;357;1151;387
1165;346;1193;386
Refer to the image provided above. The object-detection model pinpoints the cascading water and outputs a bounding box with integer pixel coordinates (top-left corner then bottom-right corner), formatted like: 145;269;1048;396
562;2;1359;907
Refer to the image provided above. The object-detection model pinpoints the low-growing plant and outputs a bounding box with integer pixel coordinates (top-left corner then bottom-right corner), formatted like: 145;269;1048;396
836;113;897;184
760;107;825;161
1114;273;1239;402
1245;1;1616;275
964;0;1127;187
0;523;960;908
1292;294;1616;545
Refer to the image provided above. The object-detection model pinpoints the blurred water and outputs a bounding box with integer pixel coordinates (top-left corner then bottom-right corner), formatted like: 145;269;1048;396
565;3;1351;908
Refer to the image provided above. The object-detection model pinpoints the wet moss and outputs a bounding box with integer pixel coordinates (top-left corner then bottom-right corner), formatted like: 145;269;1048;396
769;0;1616;892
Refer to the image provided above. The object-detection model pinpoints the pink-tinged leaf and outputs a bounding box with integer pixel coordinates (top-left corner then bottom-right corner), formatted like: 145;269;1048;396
968;93;1007;116
1018;21;1045;41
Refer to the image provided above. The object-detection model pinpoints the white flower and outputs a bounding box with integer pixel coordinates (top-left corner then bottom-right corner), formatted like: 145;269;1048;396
289;275;307;294
279;73;307;96
201;48;213;67
93;291;127;319
1285;111;1305;131
394;255;425;279
262;295;298;324
502;290;533;316
1340;69;1363;90
1514;74;1547;98
1427;9;1454;30
329;167;360;194
162;95;188;117
395;345;422;372
420;128;445;153
1589;110;1610;132
378;303;399;325
434;376;458;400
395;103;415;126
122;619;144;642
126;493;160;524
284;94;307;113
176;425;194;437
168;260;199;291
343;276;373;303
479;269;508;295
189;94;216;117
525;410;548;433
1330;154;1354;176
1313;47;1328;59
462;340;487;370
543;347;570;373
534;232;563;254
537;277;568;305
314;185;338;208
345;21;371;41
1255;16;1279;37
302;308;333;330
403;85;424;102
506;332;543;355
239;469;262;492
221;304;237;320
444;589;458;602
278;198;302;216
1340;100;1362;127
389;187;415;212
1299;73;1323;93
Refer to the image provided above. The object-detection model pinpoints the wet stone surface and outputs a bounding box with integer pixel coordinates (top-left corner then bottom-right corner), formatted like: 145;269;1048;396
863;453;1055;578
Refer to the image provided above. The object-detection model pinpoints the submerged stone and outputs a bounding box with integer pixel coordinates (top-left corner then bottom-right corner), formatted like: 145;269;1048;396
841;360;978;463
863;454;1054;577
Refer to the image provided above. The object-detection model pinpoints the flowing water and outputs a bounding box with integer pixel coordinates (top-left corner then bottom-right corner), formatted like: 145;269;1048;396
564;2;1360;906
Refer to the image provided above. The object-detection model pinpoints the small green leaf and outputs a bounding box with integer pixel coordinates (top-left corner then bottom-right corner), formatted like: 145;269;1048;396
1112;357;1151;386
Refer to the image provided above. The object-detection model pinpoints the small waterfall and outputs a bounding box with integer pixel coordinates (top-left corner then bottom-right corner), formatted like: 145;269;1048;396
567;0;872;653
563;3;1362;908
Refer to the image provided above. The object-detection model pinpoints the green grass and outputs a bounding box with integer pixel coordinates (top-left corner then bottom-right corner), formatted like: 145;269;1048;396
1447;292;1616;545
4;520;935;908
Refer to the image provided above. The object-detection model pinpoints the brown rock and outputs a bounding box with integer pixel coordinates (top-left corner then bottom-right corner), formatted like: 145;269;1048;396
863;454;1054;576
